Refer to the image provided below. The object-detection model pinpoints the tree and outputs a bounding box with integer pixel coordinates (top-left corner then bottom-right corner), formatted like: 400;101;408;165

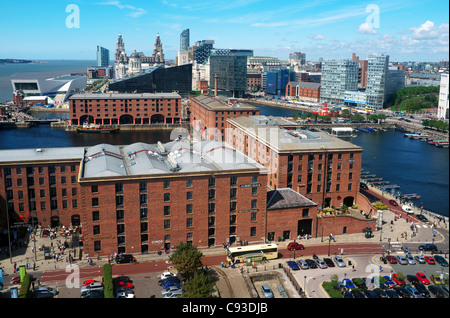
181;271;216;298
169;243;204;279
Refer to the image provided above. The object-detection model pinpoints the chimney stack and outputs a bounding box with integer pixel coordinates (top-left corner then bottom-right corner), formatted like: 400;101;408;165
214;73;218;97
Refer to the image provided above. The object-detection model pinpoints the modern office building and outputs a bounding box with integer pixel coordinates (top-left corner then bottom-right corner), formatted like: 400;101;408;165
97;46;110;67
438;73;449;120
352;53;368;89
226;115;363;209
192;40;215;65
385;67;405;105
265;69;293;96
366;54;389;108
108;64;193;98
69;92;182;126
190;95;259;141
344;91;367;106
320;60;359;104
289;52;306;66
180;28;190;51
87;66;114;80
209;49;253;98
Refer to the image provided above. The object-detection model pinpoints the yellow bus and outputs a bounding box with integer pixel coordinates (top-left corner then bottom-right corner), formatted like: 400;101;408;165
226;244;278;263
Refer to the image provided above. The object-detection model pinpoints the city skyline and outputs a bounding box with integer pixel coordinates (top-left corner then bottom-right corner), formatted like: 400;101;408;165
0;0;448;62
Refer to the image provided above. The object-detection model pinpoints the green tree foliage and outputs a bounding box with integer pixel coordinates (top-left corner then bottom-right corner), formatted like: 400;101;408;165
169;243;204;279
181;271;216;298
422;119;449;132
102;263;114;298
390;86;440;112
18;274;32;298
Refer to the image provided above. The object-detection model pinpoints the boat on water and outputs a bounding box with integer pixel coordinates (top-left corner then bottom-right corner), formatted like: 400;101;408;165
428;139;448;145
76;123;119;134
435;141;449;148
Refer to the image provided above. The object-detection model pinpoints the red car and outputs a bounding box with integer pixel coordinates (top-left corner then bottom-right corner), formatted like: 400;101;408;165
424;256;435;264
386;255;398;264
82;280;101;287
287;242;305;251
392;274;406;285
388;200;398;206
416;272;430;285
114;281;134;289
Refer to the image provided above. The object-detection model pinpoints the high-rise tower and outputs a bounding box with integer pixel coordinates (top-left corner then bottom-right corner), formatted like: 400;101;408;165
152;34;165;63
180;28;190;51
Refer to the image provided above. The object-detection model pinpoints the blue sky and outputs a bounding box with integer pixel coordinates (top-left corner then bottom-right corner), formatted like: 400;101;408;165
0;0;448;61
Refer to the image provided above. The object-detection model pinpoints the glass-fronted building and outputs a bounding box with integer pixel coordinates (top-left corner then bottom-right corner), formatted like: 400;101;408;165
97;46;110;67
366;54;389;108
320;60;359;104
108;64;193;98
209;49;253;98
180;28;190;51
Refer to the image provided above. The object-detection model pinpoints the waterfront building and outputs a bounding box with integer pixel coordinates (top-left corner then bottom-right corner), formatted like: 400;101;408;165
344;90;367;106
385;67;405;105
352;53;368;89
209;49;253;98
114;33;165;80
366;54;389;108
97;46;110;68
320;60;359;105
0;140;269;255
87;66;114;80
12;75;87;106
190;95;259;141
226;115;363;209
69;92;182;126
180;28;190;51
192;40;215;65
108;64;193;98
265;69;293;96
285;82;321;102
438;73;449;120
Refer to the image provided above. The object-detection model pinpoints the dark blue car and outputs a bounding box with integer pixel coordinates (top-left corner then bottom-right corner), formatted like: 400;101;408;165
287;261;300;270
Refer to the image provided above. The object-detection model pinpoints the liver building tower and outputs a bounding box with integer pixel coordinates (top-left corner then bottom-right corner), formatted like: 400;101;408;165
114;33;165;79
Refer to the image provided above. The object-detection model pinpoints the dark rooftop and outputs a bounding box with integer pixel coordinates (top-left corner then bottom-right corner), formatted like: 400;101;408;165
266;188;317;210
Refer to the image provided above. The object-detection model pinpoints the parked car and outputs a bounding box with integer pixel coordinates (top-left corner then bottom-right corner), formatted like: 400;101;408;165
414;255;426;264
115;254;136;264
386;255;398;264
392;274;406;285
430;274;442;285
383;276;395;287
416;272;430;285
415;283;431;298
114;281;134;289
416;214;428;222
434;255;449;267
333;256;346;267
424;256;436;264
373;288;388;298
80;282;103;294
261;284;274;298
442;286;449;297
341;278;355;289
161;286;182;296
402;205;414;214
385;289;400;298
419;244;438;252
405;286;422;298
305;259;318;269
363;290;379;298
44;247;52;260
342;291;353;298
351;290;365;298
160;272;176;280
396;255;408;265
82;280;101;287
297;259;309;270
287;242;305;251
163;289;183;298
388;199;398;206
394;286;411;298
406;275;419;285
158;276;180;286
323;258;335;267
286;261;300;271
428;285;446;298
80;290;104;298
34;286;58;295
405;253;416;265
315;259;328;269
360;182;369;190
116;291;136;298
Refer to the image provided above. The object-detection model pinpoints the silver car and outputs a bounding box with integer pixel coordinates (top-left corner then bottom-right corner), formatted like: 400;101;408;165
414;255;426;264
334;256;346;267
161;286;182;295
315;259;328;269
396;255;408;265
405;253;416;265
34;286;58;295
297;259;309;270
163;289;183;298
261;284;274;298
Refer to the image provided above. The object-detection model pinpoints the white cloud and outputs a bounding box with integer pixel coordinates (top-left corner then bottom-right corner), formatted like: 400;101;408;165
411;21;439;39
97;1;146;18
357;23;378;35
308;34;325;40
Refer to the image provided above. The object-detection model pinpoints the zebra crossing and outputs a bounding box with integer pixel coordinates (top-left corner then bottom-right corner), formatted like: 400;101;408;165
415;224;443;229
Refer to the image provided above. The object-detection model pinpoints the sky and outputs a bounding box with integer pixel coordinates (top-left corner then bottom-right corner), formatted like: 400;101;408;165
0;0;448;62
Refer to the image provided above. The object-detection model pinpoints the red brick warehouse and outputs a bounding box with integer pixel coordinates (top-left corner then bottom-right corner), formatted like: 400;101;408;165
69;93;182;126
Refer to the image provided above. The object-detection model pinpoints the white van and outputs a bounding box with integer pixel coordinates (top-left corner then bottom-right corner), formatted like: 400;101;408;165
402;205;414;214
